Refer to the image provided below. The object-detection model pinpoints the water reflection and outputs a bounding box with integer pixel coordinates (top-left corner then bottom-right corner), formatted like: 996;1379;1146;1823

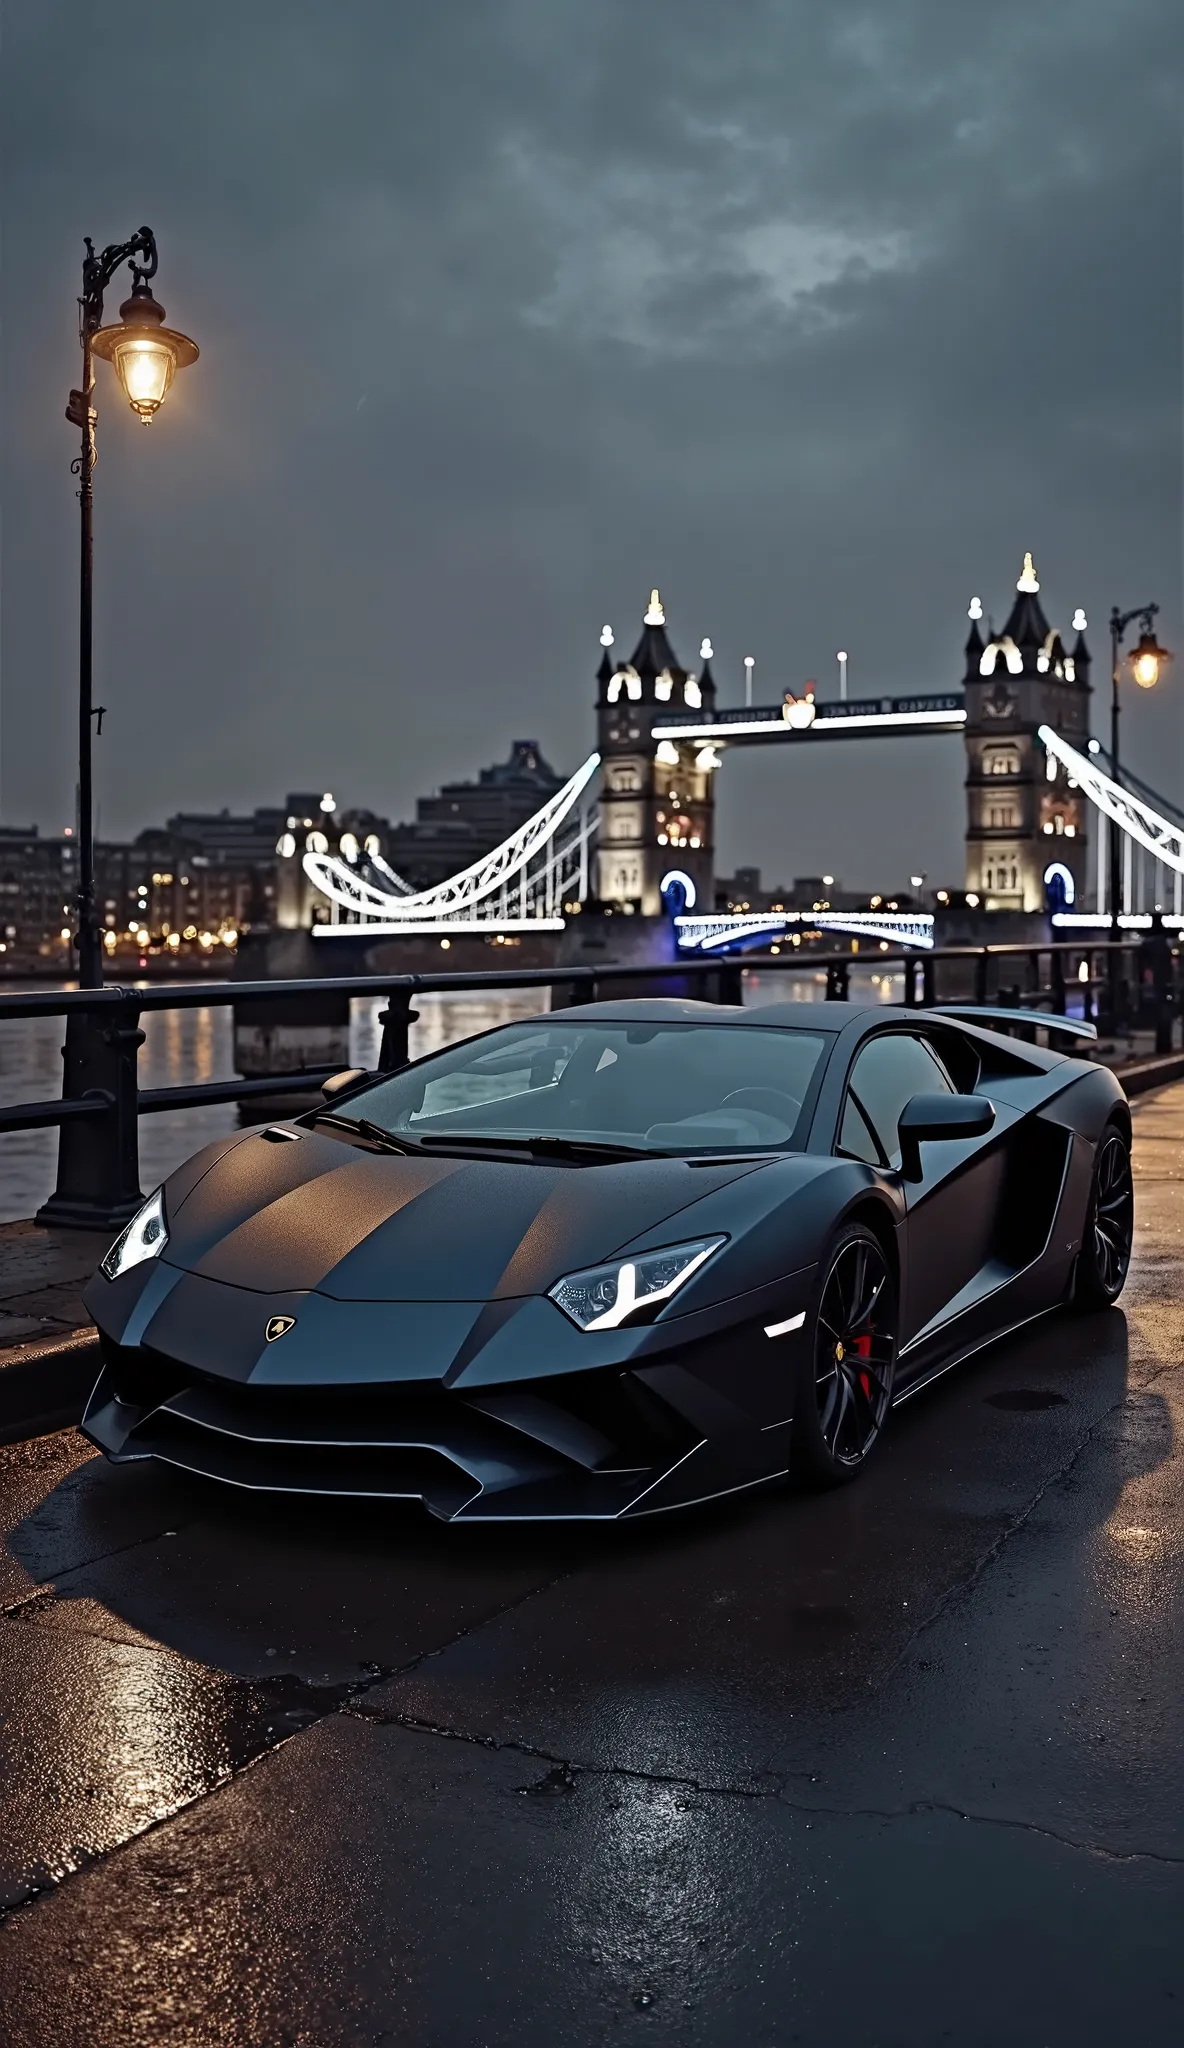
0;972;902;1222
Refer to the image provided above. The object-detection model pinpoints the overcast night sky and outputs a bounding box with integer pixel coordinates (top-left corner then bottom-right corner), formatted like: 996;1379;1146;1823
1;1;1181;892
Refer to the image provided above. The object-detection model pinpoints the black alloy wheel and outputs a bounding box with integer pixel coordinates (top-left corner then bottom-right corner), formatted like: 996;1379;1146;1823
793;1222;897;1486
1072;1123;1134;1310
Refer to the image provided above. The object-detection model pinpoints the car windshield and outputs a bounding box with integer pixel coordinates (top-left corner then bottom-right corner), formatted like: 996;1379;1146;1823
342;1019;828;1155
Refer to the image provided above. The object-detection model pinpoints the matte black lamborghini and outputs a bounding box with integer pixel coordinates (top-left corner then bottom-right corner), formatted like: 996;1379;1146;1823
82;999;1133;1519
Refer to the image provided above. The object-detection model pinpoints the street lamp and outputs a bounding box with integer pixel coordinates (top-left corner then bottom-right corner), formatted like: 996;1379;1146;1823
1106;603;1173;923
65;227;198;986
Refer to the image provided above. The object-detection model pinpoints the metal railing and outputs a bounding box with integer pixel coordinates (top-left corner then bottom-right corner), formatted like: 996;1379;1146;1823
0;935;1177;1229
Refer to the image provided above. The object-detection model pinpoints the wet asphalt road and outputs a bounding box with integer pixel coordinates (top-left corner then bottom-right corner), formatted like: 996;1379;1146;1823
1;1091;1182;2046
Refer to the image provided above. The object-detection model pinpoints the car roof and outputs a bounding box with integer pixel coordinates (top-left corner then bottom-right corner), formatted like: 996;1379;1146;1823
547;997;913;1034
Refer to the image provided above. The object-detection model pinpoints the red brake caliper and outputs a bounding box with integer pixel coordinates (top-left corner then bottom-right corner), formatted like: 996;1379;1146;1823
853;1332;873;1398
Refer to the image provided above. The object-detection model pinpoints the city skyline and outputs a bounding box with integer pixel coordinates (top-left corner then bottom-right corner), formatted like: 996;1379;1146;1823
1;1;1180;888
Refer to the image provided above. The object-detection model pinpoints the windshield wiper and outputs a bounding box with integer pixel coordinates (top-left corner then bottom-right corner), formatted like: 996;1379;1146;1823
309;1110;424;1155
414;1132;666;1163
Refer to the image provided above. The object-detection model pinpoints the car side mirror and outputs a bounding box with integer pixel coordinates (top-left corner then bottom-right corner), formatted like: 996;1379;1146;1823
897;1091;994;1181
321;1068;369;1102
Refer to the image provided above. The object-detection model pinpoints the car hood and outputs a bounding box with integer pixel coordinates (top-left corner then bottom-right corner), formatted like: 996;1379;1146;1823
160;1126;770;1302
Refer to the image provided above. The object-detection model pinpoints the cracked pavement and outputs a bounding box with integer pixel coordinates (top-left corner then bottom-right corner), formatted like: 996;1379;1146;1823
0;1089;1182;2043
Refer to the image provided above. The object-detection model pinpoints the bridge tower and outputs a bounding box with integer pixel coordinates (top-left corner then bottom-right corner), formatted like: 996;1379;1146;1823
963;554;1092;911
595;592;718;914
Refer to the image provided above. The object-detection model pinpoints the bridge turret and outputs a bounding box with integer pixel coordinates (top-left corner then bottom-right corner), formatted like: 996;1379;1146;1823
595;590;717;915
963;554;1092;912
963;598;986;672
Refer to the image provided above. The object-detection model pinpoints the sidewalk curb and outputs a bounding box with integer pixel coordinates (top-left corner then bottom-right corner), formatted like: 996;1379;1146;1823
1116;1052;1184;1097
0;1327;101;1446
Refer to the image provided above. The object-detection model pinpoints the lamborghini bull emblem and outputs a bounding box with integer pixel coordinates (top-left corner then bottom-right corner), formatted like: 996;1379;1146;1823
265;1315;296;1342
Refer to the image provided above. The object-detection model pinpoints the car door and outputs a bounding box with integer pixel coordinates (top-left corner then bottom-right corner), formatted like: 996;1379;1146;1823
836;1029;1005;1366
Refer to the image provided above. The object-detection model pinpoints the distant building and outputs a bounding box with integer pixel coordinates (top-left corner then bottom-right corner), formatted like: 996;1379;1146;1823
383;741;564;890
713;868;900;916
0;825;79;965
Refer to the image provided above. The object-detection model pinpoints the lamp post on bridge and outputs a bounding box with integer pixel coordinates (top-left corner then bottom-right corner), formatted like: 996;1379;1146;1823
65;228;198;987
1106;604;1172;924
1104;602;1172;1035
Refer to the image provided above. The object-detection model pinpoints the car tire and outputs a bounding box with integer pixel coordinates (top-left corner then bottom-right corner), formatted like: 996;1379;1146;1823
1071;1119;1134;1311
792;1221;898;1487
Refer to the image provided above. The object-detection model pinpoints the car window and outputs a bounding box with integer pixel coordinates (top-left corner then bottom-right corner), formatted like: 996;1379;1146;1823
344;1020;830;1154
837;1033;954;1170
415;1034;578;1119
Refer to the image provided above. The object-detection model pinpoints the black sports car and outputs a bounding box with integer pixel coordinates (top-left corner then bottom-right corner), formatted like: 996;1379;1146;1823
82;998;1133;1519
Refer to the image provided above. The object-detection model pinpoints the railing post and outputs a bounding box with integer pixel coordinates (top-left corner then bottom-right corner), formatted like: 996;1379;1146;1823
974;950;988;1005
921;956;935;1007
36;992;145;1230
1050;947;1066;1016
1143;918;1174;1054
713;962;744;1005
1081;953;1095;1026
376;986;421;1071
825;961;849;1001
903;957;918;1006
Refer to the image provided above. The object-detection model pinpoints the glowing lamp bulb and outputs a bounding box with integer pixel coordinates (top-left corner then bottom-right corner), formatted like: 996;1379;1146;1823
92;283;198;423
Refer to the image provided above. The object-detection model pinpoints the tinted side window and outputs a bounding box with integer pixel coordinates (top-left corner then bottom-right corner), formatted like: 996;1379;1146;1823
838;1034;953;1170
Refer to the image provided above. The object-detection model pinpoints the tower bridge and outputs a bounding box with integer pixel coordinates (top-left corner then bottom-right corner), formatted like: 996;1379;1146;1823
294;557;1182;953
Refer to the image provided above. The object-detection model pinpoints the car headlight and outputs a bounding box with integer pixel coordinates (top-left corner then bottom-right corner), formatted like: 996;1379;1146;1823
101;1188;168;1280
549;1236;726;1332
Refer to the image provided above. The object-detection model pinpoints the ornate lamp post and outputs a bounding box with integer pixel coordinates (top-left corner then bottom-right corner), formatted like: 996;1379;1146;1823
65;228;198;986
1106;603;1173;924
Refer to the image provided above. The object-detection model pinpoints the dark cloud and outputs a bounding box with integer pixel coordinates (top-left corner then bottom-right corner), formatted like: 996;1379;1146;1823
2;0;1180;890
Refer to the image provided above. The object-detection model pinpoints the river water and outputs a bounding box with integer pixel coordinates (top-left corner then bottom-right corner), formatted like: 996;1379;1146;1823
0;970;903;1225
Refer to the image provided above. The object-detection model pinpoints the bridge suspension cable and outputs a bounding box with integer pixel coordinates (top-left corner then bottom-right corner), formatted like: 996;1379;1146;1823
306;752;601;934
1040;726;1184;877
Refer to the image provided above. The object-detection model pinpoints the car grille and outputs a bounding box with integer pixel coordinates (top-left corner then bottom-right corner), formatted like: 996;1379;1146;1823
94;1336;701;1519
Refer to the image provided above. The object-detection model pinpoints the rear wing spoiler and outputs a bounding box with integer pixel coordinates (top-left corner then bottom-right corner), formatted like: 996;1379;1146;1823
932;1006;1098;1045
